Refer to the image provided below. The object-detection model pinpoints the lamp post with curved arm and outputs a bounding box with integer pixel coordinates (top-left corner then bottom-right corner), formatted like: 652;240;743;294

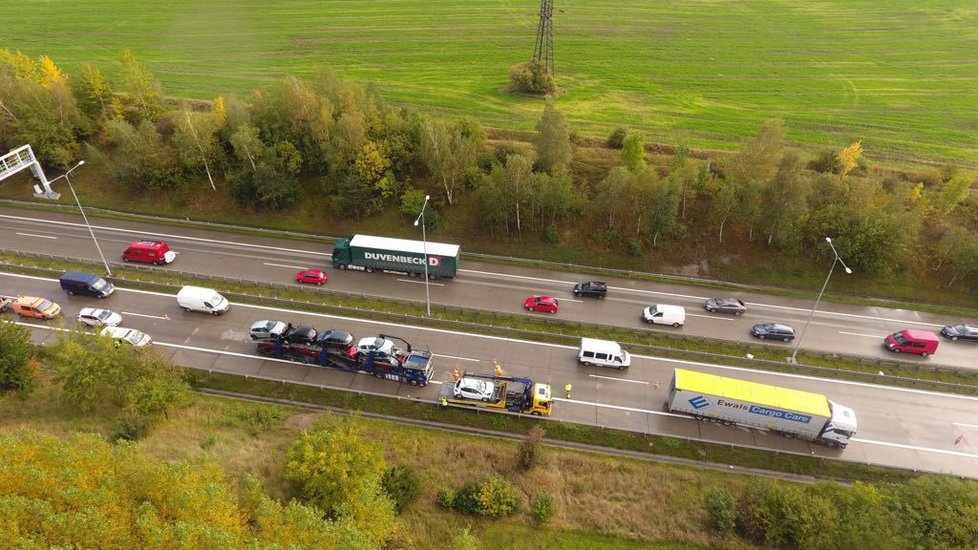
789;237;851;364
47;161;113;277
413;195;432;317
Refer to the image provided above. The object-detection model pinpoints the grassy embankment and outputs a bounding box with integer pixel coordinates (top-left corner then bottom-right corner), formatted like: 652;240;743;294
5;0;978;166
0;376;748;549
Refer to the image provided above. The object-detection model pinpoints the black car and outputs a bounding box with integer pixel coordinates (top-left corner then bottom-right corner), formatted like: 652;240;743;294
704;297;747;315
750;323;795;342
573;281;607;299
317;329;355;350
283;326;317;345
940;324;978;342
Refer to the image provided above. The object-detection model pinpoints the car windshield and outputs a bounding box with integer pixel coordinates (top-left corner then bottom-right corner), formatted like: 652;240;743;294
38;300;53;310
91;279;107;290
124;330;145;345
891;332;909;345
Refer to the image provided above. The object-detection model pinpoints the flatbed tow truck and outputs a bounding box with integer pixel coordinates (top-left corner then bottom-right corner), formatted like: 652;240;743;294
442;371;552;416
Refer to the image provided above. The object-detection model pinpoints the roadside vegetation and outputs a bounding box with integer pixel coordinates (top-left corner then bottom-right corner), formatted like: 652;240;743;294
1;47;976;309
1;323;977;549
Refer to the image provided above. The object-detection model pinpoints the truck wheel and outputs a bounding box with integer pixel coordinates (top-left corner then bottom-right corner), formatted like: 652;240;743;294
337;264;347;270
574;291;580;296
531;411;542;416
66;290;74;295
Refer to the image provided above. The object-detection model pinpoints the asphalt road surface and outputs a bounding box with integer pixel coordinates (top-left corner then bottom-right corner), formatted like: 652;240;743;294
4;272;977;478
1;207;976;369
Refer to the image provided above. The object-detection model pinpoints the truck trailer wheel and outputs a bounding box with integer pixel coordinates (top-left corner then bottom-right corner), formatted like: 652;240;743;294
337;264;347;270
365;267;374;273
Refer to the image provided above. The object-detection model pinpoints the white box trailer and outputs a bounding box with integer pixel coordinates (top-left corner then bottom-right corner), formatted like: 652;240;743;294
667;368;857;449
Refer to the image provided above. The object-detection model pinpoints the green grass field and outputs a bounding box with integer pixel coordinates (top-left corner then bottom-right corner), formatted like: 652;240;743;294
6;1;978;165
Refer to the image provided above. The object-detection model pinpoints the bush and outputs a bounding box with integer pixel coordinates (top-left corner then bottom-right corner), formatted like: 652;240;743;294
451;478;522;518
627;238;643;257
113;413;152;441
542;224;559;244
0;321;35;395
607;127;628;149
704;486;737;532
530;494;556;525
807;149;840;174
516;426;546;471
382;464;421;513
436;488;455;509
509;61;555;95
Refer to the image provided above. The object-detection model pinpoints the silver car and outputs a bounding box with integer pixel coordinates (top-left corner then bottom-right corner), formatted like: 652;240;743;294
101;326;152;348
77;307;122;328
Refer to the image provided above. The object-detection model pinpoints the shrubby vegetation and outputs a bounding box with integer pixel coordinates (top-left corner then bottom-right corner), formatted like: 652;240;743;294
0;430;374;548
1;48;977;289
0;321;35;396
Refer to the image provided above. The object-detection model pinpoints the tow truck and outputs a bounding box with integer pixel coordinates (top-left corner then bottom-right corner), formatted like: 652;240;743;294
442;371;552;416
255;330;434;386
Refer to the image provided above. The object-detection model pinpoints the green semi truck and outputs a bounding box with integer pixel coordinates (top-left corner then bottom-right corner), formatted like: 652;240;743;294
331;234;460;279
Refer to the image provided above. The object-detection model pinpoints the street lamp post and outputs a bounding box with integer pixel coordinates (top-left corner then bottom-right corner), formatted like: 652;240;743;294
413;194;432;317
789;237;851;364
47;161;113;277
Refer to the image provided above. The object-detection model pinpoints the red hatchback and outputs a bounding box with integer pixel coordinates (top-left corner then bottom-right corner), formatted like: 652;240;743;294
295;269;328;285
524;296;559;314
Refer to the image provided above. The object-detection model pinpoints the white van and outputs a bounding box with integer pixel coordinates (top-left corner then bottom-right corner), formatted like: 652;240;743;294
177;286;230;315
578;338;631;370
641;304;686;327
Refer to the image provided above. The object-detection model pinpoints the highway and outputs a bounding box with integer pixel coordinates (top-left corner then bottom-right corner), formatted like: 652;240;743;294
3;272;977;478
1;207;976;369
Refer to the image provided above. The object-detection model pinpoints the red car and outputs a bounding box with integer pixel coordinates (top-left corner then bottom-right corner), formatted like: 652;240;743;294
295;269;328;285
524;296;559;314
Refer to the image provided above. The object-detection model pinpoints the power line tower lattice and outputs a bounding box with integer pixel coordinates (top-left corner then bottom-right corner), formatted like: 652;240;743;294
533;0;555;75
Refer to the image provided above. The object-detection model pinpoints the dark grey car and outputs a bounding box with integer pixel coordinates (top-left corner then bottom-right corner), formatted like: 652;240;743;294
317;329;355;349
751;323;795;342
940;324;978;342
704;297;747;315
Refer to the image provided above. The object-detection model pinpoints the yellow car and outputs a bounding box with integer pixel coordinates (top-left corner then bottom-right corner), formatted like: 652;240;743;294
12;296;62;319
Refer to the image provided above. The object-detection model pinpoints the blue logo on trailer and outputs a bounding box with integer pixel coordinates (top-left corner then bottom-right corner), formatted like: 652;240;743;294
689;395;710;409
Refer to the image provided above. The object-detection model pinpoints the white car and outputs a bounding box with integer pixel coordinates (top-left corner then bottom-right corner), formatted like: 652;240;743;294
77;307;122;328
101;326;152;348
453;378;496;401
357;337;395;357
250;320;289;340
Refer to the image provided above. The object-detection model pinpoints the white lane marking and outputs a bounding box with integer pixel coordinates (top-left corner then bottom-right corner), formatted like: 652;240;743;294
0;213;954;330
589;374;649;385
10;317;978;463
838;331;883;338
850;437;978;459
396;278;446;287
16;232;57;239
120;311;170;320
688;313;734;321
0;213;329;257
435;354;480;362
263;262;310;270
953;422;978;429
3;271;977;403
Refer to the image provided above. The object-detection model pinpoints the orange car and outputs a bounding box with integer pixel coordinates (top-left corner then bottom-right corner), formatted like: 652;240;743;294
12;296;62;319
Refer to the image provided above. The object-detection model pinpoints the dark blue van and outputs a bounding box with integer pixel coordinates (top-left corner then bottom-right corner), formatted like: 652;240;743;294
59;271;115;298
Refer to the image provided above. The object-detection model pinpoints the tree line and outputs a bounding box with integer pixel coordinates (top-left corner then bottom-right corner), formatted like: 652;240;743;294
1;49;976;289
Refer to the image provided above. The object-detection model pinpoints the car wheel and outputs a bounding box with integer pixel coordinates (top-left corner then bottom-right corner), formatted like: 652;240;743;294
783;337;791;342
734;311;743;316
551;309;557;314
122;257;129;262
708;307;717;313
66;290;74;295
921;352;929;357
573;291;580;296
183;307;191;312
598;294;604;300
951;336;959;341
481;397;490;402
525;305;531;310
892;348;900;353
672;322;680;328
758;335;765;339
